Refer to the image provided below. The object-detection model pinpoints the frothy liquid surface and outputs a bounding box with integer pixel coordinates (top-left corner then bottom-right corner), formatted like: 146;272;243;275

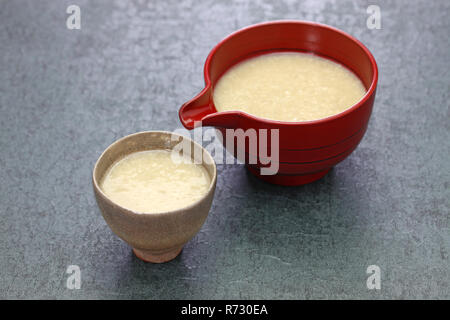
100;150;210;213
213;52;367;122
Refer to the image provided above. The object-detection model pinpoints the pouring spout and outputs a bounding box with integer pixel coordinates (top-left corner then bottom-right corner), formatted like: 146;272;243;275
179;87;214;129
179;102;215;129
179;88;241;129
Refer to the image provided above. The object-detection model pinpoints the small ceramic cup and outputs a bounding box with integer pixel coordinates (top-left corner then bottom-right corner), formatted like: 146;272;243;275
92;131;217;263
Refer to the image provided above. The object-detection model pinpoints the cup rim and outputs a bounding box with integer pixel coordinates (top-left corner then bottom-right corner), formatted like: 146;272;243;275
92;130;217;217
203;19;379;126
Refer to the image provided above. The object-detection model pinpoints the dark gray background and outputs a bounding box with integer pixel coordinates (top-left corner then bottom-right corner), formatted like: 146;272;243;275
0;0;449;299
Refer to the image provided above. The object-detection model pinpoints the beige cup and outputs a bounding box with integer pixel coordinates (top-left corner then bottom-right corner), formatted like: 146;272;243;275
92;131;217;263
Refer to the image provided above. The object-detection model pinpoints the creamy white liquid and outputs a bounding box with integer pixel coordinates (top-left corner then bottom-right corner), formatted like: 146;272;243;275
213;52;366;122
100;150;210;213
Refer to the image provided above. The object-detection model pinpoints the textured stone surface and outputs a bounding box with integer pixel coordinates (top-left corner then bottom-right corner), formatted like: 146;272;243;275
0;0;449;299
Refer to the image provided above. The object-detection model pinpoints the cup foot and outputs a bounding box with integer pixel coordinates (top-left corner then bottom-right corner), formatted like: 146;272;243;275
133;246;183;263
246;165;330;186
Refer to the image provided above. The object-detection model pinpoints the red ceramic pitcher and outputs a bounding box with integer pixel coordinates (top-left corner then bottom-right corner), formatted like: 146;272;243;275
179;20;378;186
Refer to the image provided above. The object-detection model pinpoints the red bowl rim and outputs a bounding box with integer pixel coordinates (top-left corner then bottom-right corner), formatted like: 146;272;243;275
203;20;379;126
